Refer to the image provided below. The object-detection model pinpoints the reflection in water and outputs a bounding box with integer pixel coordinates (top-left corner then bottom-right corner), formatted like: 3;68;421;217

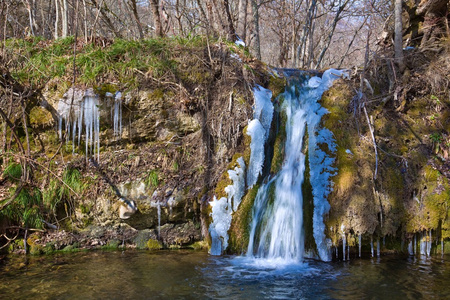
0;251;449;299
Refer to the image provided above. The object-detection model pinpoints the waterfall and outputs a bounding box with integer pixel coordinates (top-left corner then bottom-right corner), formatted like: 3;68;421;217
245;69;346;262
208;69;345;261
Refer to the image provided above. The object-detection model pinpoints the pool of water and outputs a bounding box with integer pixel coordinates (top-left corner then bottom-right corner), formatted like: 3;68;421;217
1;251;449;299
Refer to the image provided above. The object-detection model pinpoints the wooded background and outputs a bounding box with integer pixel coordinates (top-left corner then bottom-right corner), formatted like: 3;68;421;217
0;0;404;69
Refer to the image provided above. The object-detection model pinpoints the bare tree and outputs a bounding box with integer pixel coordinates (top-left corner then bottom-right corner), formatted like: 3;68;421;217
394;0;404;72
236;0;248;41
149;0;164;37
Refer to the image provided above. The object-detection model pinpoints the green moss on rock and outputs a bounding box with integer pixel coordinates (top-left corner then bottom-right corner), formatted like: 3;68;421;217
147;239;163;250
228;183;260;253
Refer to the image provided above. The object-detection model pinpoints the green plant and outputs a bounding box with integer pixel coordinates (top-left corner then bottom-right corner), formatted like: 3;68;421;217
0;187;44;230
3;162;22;182
430;132;443;144
43;167;84;220
145;170;159;187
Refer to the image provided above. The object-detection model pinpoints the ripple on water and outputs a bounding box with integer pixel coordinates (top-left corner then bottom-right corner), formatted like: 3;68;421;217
1;252;450;299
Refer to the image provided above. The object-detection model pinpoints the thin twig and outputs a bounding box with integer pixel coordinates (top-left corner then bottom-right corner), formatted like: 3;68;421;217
363;105;378;180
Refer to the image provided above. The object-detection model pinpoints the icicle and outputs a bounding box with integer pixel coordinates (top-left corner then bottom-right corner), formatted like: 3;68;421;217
408;240;414;255
427;230;432;257
377;238;380;257
113;92;123;138
414;234;417;255
347;243;350;261
157;201;161;239
442;238;444;257
342;225;346;261
420;231;426;256
370;236;374;258
358;234;362;258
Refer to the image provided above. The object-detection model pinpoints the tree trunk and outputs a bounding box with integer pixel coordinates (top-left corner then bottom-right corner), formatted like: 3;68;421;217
22;0;36;36
61;0;68;37
149;0;164;37
82;0;88;42
394;0;405;72
236;0;248;41
129;0;144;39
54;0;59;39
297;0;316;68
315;0;349;69
251;0;261;60
223;0;236;41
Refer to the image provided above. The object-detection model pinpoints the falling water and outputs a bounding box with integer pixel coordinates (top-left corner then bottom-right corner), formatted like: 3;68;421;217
359;234;362;258
342;233;347;261
370;237;374;258
377;238;381;257
408;240;414;255
245;69;346;262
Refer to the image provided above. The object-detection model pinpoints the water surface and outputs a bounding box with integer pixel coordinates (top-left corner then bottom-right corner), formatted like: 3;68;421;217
1;251;449;299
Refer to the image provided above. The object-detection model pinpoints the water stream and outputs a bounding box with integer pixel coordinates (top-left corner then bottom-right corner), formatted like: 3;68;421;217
224;69;347;262
1;251;449;299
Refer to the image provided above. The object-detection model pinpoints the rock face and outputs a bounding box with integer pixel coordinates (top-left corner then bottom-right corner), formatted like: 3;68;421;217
26;41;258;250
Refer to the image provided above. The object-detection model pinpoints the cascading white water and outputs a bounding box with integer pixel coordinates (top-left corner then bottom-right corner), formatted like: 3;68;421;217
245;69;347;263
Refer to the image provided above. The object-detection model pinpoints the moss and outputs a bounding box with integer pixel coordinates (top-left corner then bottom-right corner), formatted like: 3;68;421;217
42;242;55;254
79;204;91;214
150;88;165;100
147;239;163;250
228;183;260;253
29;244;43;255
270;110;287;174
101;240;121;250
268;75;286;98
332;147;357;198
242;125;252;167
61;243;80;252
189;240;208;250
302;151;317;253
407;165;450;232
29;107;54;128
214;172;232;199
94;83;118;97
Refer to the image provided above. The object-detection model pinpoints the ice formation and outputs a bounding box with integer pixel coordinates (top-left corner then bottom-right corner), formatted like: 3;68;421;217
246;119;266;188
57;88;123;160
209;158;246;255
246;85;273;187
246;69;346;262
210;69;345;262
